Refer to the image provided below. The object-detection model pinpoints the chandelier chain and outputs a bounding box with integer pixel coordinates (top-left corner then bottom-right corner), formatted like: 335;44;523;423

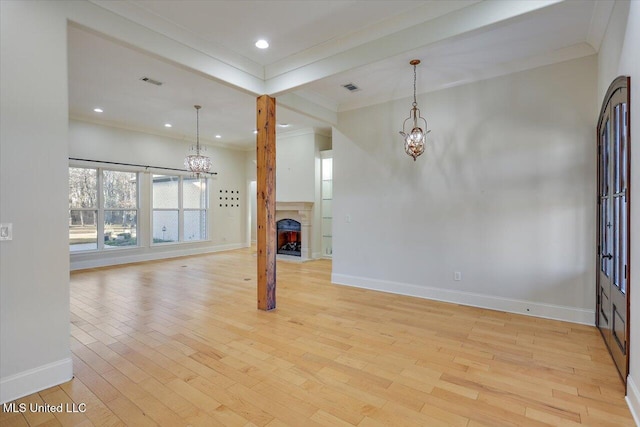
195;105;201;154
412;63;417;108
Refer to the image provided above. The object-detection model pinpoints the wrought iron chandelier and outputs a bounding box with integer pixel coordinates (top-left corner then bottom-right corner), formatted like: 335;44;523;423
184;105;211;176
399;59;430;161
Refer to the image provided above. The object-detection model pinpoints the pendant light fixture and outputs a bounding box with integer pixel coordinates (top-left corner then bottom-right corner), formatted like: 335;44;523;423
184;105;211;177
399;59;430;161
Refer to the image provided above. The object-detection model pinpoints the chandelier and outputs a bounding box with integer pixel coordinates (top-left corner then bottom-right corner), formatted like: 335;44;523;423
399;59;430;161
184;105;211;176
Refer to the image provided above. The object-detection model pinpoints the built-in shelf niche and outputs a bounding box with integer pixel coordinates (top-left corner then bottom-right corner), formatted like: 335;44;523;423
321;150;333;258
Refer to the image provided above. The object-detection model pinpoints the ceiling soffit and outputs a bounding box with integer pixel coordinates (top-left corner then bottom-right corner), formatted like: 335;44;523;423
85;1;580;93
75;1;611;126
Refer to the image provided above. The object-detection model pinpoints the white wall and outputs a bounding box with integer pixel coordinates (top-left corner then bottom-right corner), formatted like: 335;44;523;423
244;150;257;244
597;0;640;421
597;1;631;102
276;131;316;202
68;120;248;269
333;55;597;325
0;1;72;403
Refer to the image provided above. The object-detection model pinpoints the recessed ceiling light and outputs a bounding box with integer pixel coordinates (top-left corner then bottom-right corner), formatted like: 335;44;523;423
215;135;221;139
164;123;172;128
255;39;269;49
93;107;103;113
253;130;258;134
277;123;290;128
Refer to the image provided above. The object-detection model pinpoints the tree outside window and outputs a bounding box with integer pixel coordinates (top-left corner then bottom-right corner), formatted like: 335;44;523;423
69;167;138;251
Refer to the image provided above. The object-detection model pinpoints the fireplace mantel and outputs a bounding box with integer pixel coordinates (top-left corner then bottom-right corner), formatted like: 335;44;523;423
275;202;313;261
275;202;313;223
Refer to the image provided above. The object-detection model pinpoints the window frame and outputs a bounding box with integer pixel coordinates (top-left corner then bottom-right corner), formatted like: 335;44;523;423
182;176;209;242
69;165;140;252
151;174;209;246
69;167;99;252
102;169;140;250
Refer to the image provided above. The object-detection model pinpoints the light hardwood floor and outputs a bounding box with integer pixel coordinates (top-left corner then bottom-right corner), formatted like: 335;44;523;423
1;248;635;426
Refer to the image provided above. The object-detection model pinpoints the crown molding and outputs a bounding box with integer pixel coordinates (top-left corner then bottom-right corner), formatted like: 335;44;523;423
67;1;264;95
586;0;615;52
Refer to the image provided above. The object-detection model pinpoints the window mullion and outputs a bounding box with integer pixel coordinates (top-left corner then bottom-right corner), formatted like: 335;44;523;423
97;168;104;250
179;176;184;242
149;172;154;246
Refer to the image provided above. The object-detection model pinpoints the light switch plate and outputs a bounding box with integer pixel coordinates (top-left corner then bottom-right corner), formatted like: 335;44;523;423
0;223;12;241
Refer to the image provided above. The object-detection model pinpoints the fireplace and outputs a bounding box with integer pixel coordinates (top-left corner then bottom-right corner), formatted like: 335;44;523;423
277;219;301;256
275;202;313;261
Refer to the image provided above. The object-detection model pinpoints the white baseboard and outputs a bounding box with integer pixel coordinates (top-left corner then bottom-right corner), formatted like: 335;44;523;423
331;273;594;325
627;376;640;426
0;358;73;404
71;243;245;270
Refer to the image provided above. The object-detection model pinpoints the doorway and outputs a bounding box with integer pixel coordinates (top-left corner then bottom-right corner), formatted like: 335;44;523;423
596;76;631;385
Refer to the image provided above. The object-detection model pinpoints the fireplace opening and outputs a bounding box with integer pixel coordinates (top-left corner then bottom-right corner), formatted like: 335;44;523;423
277;219;301;256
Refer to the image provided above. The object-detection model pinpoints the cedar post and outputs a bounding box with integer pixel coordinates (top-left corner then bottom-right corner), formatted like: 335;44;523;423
256;95;276;310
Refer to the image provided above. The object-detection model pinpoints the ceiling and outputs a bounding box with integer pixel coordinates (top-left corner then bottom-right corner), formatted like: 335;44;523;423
68;0;613;150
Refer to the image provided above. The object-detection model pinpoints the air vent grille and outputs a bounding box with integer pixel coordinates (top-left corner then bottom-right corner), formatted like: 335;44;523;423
342;83;360;92
140;76;163;86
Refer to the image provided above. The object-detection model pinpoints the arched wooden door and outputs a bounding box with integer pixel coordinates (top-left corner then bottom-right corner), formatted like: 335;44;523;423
596;76;631;385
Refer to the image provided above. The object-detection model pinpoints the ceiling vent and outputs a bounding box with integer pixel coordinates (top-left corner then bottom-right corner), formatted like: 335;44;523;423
342;83;360;92
140;76;163;86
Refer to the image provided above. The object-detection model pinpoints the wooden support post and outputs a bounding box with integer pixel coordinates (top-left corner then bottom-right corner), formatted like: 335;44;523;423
256;95;276;310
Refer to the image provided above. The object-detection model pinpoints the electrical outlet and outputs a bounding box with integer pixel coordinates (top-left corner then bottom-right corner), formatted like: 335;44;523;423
453;271;462;281
0;223;12;241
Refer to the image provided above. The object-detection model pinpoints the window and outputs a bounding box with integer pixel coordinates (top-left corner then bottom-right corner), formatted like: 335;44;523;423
103;170;138;248
152;175;179;243
69;167;207;252
183;177;208;241
69;167;138;252
152;175;208;244
69;168;98;251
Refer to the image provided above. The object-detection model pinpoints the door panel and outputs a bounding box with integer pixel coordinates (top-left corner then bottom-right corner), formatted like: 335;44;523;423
613;306;625;352
598;116;612;348
596;76;630;386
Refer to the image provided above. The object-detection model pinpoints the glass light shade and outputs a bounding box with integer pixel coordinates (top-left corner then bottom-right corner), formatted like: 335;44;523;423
400;111;430;161
184;153;211;175
403;134;425;160
407;127;425;144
